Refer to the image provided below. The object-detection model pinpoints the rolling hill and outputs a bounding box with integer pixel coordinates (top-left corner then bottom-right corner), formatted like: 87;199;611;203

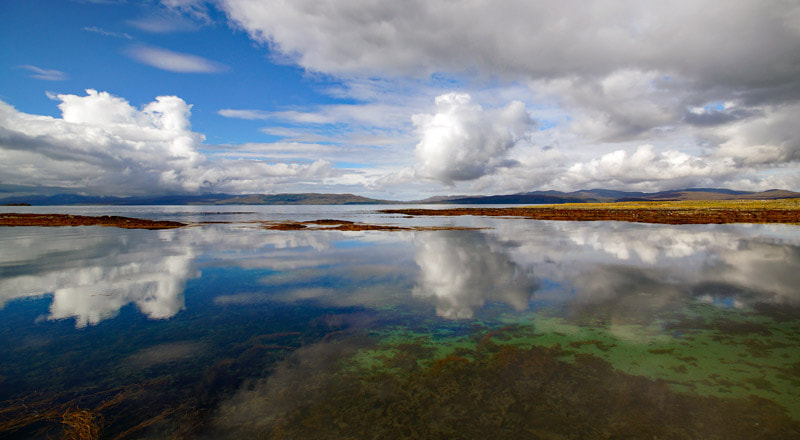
1;188;798;206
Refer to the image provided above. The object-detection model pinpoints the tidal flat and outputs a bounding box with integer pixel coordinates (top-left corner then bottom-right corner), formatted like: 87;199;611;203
0;205;798;439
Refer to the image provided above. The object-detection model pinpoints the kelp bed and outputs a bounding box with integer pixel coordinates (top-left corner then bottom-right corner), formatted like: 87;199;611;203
2;312;800;439
2;223;799;439
0;379;202;440
211;332;800;439
0;324;329;440
2;296;800;439
206;301;800;439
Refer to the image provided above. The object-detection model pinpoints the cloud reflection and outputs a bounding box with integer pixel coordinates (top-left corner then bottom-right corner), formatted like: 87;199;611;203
412;230;538;319
2;217;798;328
488;221;800;319
0;228;199;327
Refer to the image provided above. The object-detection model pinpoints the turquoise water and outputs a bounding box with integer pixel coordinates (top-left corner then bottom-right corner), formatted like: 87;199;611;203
1;206;799;438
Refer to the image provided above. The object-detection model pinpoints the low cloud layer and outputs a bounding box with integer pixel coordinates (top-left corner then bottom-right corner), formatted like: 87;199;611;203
0;90;335;195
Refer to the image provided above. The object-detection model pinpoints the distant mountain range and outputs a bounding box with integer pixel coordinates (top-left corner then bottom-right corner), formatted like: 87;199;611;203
2;188;799;206
0;193;395;206
417;188;800;204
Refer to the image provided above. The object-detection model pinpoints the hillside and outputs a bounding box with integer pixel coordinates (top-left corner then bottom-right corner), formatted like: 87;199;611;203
1;188;798;206
0;193;394;206
424;188;800;204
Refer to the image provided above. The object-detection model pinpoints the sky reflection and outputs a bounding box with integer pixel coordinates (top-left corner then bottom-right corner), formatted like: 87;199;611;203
1;220;799;327
412;230;538;319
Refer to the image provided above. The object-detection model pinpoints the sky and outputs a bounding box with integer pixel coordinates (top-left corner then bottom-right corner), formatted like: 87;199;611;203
1;0;799;200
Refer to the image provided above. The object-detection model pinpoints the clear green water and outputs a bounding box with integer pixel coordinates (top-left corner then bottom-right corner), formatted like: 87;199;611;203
0;206;798;439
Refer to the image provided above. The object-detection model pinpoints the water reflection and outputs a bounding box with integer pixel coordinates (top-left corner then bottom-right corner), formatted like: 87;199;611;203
1;221;799;327
412;230;538;319
701;240;800;305
2;216;800;438
0;229;201;327
486;222;800;314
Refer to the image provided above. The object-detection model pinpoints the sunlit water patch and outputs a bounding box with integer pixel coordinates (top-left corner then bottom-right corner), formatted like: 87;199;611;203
0;206;799;438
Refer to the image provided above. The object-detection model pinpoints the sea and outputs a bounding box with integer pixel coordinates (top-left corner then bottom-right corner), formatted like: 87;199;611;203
1;205;799;439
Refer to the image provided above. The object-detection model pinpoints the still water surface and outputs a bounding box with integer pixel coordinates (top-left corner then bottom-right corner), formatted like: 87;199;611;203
1;205;799;438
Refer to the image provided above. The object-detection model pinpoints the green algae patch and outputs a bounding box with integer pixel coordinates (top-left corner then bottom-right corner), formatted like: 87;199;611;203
344;301;800;421
219;342;800;439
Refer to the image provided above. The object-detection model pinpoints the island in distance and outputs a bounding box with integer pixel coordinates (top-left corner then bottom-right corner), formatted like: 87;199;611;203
1;188;799;206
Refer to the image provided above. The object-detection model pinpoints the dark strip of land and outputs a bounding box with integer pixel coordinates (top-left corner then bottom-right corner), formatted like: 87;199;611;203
0;213;186;229
262;219;480;231
382;199;800;225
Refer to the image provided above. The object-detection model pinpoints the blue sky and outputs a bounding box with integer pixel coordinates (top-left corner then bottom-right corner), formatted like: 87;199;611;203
1;0;799;199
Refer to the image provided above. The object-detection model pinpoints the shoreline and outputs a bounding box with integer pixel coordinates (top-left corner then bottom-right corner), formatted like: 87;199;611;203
3;199;799;229
382;199;800;225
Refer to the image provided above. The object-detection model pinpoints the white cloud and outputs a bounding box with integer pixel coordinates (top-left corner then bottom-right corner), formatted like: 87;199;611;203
560;144;736;189
127;45;228;73
159;0;212;23
218;109;271;120
205;0;800;194
127;1;210;34
17;65;67;81
82;26;133;39
217;0;800;99
412;93;533;184
0;90;339;195
534;70;684;141
221;101;418;130
714;103;800;165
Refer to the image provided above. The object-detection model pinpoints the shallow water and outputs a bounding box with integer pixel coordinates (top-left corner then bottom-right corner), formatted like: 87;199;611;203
1;206;799;439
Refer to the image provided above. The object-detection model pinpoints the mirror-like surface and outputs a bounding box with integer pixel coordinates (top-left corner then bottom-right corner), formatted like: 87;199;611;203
1;206;799;439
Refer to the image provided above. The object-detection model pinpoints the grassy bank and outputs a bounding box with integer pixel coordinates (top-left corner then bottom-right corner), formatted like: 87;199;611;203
383;198;800;224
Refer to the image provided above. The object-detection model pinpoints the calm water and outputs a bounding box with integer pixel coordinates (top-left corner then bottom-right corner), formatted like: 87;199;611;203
1;205;799;439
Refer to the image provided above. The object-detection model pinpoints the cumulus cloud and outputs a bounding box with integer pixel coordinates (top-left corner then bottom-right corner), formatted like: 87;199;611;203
0;90;336;195
412;93;533;184
206;0;800;193
127;45;228;73
17;65;67;81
